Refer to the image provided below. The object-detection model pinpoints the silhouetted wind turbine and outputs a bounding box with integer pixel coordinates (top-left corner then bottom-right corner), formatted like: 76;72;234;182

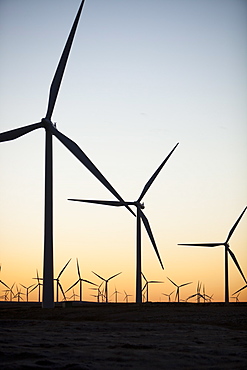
110;287;122;303
142;272;163;302
89;282;104;302
187;281;204;303
65;258;96;301
231;292;240;303
0;1;134;309
167;277;192;303
69;289;80;301
14;286;24;302
123;290;132;303
54;259;71;302
4;283;15;302
20;283;35;302
69;143;179;303
178;206;247;303
162;290;174;302
92;271;122;303
31;270;43;302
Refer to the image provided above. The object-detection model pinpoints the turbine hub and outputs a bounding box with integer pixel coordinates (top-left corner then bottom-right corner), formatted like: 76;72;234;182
41;118;56;129
135;202;145;209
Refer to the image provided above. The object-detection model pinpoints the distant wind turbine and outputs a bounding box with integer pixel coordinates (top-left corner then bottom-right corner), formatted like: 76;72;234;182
69;289;80;301
31;270;43;302
231;292;240;303
142;272;163;302
20;283;35;302
3;283;15;302
0;0;133;309
178;206;247;303
167;277;192;303
54;259;71;302
65;258;96;301
92;271;122;303
123;290;132;303
69;143;179;303
14;286;25;302
89;282;104;303
162;290;174;302
110;287;122;303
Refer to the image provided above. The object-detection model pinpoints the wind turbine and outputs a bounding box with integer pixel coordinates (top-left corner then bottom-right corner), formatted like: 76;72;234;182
167;277;192;303
0;0;133;309
54;259;71;302
123;290;132;303
69;143;179;303
162;290;174;302
89;282;104;303
69;289;80;301
178;206;247;303
92;271;122;303
231;292;240;303
186;281;204;303
20;283;35;302
65;258;96;301
14;286;25;302
31;270;43;302
3;283;15;302
110;287;122;303
141;272;163;302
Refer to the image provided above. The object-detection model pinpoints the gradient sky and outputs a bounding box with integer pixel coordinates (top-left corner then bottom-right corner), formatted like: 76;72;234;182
0;0;246;303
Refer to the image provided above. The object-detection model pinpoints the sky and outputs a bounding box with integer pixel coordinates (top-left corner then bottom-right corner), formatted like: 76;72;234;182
0;0;246;303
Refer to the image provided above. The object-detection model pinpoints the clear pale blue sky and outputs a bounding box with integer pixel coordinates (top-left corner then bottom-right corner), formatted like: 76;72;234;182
0;0;246;302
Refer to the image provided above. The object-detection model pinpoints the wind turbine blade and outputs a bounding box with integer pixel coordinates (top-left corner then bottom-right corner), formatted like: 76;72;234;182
20;284;27;289
45;0;85;120
178;243;222;247
81;279;97;286
57;258;71;279
69;199;128;207
141;272;147;282
142;282;147;291
58;282;66;300
228;248;247;284
226;206;247;243
76;258;81;279
108;272;122;281
180;282;193;288
92;271;106;282
167;277;178;287
49;126;135;216
0;280;10;290
149;281;163;284
140;210;164;269
29;284;38;293
65;280;79;293
0;122;43;142
137;143;179;202
233;284;247;295
187;293;197;299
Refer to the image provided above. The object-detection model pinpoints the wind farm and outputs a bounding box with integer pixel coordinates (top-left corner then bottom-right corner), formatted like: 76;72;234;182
0;0;246;367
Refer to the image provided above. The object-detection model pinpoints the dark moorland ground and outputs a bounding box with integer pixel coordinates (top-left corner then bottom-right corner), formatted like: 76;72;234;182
0;302;246;369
